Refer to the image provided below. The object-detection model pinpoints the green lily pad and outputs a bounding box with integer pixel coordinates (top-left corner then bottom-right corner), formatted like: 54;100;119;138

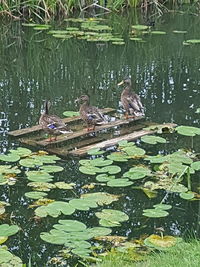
173;30;187;34
153;204;172;210
90;158;113;167
25;191;47;199
63;111;79;117
31;154;60;164
176;126;200;136
79;165;101;175
95;209;129;224
0;224;20;237
96;173;115;182
184;39;200;44
35;201;75;217
87;227;112;237
132;25;149;30
151;31;166;35
99;219;121;227
0;154;20;162
143;208;169;218
123;166;151;180
69;198;98;211
0;248;23;265
26;171;53;182
81;192;120;206
180;191;195;200
87;148;105;155
107;152;128;162
19;158;43;168
107;178;133;187
54;182;75;189
122;146;145;157
141;135;166;144
27;182;56;191
191;161;200;171
9;147;32;157
54;220;87;232
100;165;121;174
40;165;64;173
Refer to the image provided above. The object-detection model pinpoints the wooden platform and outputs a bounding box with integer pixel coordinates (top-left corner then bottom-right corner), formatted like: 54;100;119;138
8;107;176;157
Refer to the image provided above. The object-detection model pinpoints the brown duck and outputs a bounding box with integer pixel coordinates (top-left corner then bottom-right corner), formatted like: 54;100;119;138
75;95;107;131
39;100;72;141
118;78;144;119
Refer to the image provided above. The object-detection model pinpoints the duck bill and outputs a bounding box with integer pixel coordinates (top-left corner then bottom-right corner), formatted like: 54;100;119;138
117;80;124;86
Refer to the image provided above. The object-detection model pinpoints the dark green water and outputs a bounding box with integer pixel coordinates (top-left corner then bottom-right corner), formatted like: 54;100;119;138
0;9;200;266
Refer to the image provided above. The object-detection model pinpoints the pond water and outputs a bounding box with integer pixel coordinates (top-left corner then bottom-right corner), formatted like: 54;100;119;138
0;8;200;266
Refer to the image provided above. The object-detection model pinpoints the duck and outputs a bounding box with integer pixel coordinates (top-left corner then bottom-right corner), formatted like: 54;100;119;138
118;78;144;119
75;95;107;131
39;100;72;141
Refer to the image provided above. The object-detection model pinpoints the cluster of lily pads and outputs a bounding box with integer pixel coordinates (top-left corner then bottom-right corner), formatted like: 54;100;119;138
21;19;200;46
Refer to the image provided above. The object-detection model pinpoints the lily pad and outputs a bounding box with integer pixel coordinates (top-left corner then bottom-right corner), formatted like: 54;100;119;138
63;111;79;117
143;208;169;218
96;174;115;182
100;165;121;174
81;192;120;206
141;135;166;144
25;191;47;199
180;191;195;200
191;161;200;171
9;147;32;157
0;224;20;237
26;171;53;182
69;198;98;211
153;204;172;210
0;154;20;162
144;234;181;249
54;220;87;232
40;165;64;173
0;249;23;266
19;158;43;168
132;25;149;30
35;201;75;217
87;227;112;237
79;165;101;175
122;146;145;157
107;178;133;187
123;166;151;180
95;209;129;226
27;182;56;191
54;182;75;189
87;148;105;155
176;126;200;136
107;152;128;162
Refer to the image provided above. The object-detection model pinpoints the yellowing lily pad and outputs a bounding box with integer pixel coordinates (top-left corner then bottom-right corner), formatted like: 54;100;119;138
144;234;181;249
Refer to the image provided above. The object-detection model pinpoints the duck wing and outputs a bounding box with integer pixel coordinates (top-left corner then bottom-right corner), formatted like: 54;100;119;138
86;106;107;124
128;93;144;113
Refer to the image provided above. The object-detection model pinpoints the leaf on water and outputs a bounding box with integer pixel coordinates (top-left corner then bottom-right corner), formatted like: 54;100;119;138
25;191;47;199
0;153;20;162
27;182;56;191
107;152;128;162
141;135;166;144
123;166;151;180
79;165;101;175
90;158;113;167
142;188;158;199
144;234;182;250
151;31;167;35
96;173;115;182
19;158;43;168
122;146;145;157
95;209;129;223
191;161;200;171
107;178;133;187
63;111;79;117
173;30;187;34
180;191;195;200
87;148;105;155
100;165;121;174
132;25;149;30
9;147;32;157
35;201;75;217
0;248;23;265
26;171;53;182
40;165;64;173
184;39;200;44
81;192;120;206
153;204;172;210
87;227;112;237
69;198;98;211
54;182;75;189
0;236;8;245
176;125;200;136
143;209;169;218
0;224;20;237
54;220;87;232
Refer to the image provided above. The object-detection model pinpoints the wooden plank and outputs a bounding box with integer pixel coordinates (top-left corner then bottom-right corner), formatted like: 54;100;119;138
8;108;115;137
36;116;145;147
69;123;177;157
46;121;149;157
